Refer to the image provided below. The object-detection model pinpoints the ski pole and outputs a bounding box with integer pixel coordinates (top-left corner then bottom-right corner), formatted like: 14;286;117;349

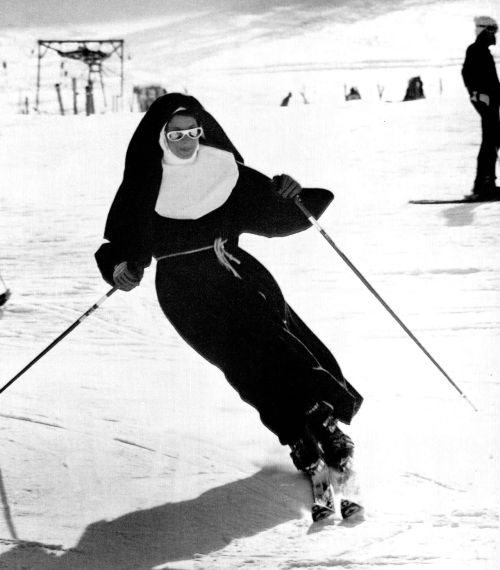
0;287;118;396
295;197;478;412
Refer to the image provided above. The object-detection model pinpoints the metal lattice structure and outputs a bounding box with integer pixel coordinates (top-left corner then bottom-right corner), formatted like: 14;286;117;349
35;39;124;112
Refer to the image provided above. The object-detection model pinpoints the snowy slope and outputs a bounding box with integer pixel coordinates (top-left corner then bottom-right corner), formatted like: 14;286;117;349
0;93;499;569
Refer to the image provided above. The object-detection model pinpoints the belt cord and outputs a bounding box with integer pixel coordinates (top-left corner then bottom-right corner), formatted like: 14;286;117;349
214;237;241;278
157;238;241;279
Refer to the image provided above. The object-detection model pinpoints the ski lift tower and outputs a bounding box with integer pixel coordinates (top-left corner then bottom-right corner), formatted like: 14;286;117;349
35;39;124;112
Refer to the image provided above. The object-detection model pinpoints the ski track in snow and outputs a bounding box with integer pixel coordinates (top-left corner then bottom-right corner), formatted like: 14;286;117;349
1;55;500;570
402;471;467;492
0;412;64;430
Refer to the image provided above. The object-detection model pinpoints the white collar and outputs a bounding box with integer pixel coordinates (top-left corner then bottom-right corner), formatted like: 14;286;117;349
155;144;239;220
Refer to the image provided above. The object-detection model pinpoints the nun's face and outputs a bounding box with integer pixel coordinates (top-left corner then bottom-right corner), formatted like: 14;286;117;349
165;115;201;159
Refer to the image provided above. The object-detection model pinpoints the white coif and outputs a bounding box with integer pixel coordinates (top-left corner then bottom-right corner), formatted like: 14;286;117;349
155;143;239;220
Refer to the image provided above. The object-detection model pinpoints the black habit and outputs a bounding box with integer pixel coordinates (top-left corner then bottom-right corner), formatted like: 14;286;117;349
96;93;362;445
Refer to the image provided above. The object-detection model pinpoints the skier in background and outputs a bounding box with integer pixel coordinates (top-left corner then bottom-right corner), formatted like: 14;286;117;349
0;289;10;307
403;77;425;101
95;93;363;514
280;92;292;106
0;270;11;307
462;16;500;199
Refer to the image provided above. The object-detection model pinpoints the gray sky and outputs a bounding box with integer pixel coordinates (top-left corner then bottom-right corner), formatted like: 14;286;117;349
1;0;327;27
1;0;407;28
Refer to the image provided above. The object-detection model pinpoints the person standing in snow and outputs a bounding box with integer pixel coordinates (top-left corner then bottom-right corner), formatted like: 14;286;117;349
462;16;500;198
280;92;292;106
95;93;362;491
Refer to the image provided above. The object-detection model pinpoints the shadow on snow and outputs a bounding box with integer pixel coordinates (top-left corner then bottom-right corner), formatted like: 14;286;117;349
0;467;307;570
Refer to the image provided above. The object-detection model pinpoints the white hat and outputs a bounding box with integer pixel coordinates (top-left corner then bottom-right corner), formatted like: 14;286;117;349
474;16;498;36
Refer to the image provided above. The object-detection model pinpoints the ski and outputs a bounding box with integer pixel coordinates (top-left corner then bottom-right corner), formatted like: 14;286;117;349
340;498;364;519
329;462;364;521
308;462;364;522
309;459;335;522
410;195;500;205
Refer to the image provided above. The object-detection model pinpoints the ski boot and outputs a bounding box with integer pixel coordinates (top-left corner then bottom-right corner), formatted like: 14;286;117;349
304;401;354;472
467;177;500;201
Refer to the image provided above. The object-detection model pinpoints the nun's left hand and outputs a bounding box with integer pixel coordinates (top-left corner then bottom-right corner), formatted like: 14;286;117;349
272;174;303;200
113;261;144;292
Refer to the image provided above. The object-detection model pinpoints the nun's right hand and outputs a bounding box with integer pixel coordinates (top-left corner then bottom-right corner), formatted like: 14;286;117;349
272;174;303;200
113;262;143;291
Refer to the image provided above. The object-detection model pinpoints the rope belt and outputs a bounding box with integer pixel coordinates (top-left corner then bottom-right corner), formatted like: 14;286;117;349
156;237;241;278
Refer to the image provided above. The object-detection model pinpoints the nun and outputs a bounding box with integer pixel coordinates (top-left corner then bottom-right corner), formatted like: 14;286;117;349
96;92;362;480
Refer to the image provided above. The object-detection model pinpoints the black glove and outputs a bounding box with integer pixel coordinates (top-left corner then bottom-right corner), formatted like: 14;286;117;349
272;174;303;200
112;262;144;292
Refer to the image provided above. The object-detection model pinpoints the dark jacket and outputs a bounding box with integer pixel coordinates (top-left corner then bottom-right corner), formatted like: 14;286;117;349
462;37;500;103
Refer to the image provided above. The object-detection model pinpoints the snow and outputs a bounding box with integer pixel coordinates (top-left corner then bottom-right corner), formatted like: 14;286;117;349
1;1;500;568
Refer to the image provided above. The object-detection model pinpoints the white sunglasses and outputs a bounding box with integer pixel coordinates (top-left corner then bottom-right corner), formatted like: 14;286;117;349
165;126;203;142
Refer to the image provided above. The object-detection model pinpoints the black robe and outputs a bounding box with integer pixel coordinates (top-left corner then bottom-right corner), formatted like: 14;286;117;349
96;93;362;445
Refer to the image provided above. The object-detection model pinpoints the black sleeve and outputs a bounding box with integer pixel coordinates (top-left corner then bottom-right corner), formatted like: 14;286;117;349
235;164;334;238
462;45;478;95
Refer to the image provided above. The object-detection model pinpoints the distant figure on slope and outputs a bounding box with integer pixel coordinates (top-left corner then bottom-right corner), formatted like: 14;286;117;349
95;93;363;518
403;76;425;101
280;92;292;106
345;87;361;101
0;289;10;308
462;16;500;199
0;271;10;307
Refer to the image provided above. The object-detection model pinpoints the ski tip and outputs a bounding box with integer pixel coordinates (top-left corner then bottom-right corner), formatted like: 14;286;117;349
311;503;335;522
340;499;364;521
